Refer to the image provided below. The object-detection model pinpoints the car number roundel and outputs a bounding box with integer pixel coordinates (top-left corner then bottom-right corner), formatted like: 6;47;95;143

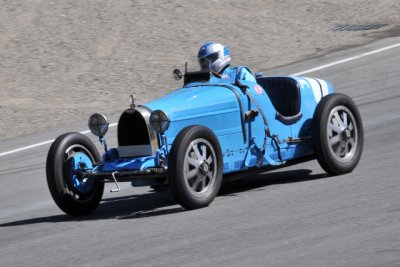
254;85;263;95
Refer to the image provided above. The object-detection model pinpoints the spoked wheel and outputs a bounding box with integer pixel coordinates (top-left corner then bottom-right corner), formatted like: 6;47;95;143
46;132;104;216
169;126;223;209
183;138;217;197
327;106;358;161
313;93;364;175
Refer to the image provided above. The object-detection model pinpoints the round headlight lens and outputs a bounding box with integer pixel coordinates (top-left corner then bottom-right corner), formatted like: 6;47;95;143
150;110;170;133
88;113;109;137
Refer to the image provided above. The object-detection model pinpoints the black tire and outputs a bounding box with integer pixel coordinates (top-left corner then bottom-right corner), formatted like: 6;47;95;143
312;93;364;175
46;132;104;216
168;125;223;209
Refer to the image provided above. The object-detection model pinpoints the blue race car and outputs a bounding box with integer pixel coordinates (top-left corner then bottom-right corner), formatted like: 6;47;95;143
46;66;364;216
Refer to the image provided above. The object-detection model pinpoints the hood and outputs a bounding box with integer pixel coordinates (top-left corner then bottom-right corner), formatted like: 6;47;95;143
145;83;240;121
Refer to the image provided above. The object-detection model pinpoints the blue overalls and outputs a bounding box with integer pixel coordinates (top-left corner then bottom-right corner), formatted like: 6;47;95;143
220;66;256;83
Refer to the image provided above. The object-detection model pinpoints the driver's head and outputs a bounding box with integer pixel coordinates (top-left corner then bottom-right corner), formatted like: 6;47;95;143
198;42;231;73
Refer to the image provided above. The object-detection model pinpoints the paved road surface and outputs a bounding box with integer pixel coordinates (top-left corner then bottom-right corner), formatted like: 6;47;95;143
1;37;400;266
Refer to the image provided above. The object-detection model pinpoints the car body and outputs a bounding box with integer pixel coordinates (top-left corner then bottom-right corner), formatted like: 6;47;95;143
46;67;364;215
108;73;331;173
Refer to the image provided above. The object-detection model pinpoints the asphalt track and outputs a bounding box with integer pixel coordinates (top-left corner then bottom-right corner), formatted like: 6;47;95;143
1;37;400;267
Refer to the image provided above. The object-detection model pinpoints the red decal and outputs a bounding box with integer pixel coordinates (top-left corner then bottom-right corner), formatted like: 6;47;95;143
254;85;263;95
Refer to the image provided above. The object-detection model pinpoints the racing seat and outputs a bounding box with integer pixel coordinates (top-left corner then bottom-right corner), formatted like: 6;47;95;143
256;77;302;125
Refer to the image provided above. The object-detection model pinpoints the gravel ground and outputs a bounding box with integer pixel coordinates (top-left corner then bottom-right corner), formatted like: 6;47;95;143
0;0;399;141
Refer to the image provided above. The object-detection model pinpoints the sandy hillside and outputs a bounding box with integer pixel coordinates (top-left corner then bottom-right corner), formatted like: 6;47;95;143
0;0;399;141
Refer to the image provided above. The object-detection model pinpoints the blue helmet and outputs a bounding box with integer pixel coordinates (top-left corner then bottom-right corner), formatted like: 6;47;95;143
198;42;231;73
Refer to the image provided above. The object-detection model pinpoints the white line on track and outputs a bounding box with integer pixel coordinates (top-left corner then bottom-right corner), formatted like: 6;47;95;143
0;123;117;157
291;42;400;76
1;42;400;157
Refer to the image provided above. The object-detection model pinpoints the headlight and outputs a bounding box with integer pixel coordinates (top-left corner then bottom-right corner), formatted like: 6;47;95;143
88;113;109;137
150;110;170;133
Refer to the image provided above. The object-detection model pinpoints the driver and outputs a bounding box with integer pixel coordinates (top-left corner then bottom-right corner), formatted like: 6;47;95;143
198;42;256;82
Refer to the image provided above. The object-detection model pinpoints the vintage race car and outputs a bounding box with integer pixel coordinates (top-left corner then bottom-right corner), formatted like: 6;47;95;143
46;66;364;216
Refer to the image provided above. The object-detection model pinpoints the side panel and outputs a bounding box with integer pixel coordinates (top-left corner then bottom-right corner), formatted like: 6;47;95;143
240;80;293;164
146;85;249;174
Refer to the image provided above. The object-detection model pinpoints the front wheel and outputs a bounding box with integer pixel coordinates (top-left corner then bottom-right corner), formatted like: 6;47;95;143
168;125;223;209
312;93;364;175
46;132;104;216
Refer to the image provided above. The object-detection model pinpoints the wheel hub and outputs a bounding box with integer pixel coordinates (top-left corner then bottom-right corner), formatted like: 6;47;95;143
199;161;210;175
66;149;95;194
342;128;351;140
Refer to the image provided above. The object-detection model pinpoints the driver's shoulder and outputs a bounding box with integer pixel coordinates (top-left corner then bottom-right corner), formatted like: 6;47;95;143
232;65;255;82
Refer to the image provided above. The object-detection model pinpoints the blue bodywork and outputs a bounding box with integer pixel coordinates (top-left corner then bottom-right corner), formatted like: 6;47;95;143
93;70;334;182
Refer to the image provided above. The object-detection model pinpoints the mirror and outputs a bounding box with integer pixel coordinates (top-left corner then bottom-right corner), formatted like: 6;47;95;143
173;69;183;81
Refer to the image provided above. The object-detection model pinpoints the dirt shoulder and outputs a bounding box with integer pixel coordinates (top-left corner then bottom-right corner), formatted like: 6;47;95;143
0;0;399;141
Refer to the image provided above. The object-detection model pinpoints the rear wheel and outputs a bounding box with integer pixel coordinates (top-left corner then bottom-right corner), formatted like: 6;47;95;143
312;93;364;175
46;132;104;216
168;126;223;209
